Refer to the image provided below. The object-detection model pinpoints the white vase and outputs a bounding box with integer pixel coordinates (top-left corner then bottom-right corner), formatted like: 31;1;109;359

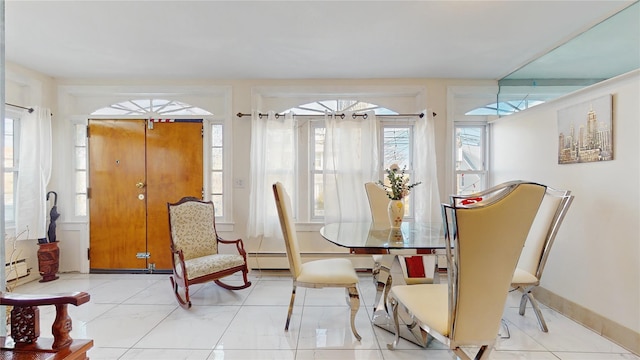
388;228;404;243
388;200;405;228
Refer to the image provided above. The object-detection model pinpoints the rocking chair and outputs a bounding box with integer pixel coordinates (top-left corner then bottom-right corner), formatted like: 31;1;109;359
168;197;251;308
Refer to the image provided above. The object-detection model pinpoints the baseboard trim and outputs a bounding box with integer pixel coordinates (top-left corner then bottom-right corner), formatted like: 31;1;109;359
534;286;639;355
246;252;374;271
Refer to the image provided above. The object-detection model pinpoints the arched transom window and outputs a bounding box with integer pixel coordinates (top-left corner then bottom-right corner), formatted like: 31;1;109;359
91;99;212;116
286;100;397;115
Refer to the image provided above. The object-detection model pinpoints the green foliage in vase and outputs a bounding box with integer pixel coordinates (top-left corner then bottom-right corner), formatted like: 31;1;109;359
377;163;421;200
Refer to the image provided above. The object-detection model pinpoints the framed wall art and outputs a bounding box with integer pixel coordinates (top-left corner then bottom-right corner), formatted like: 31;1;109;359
557;94;613;164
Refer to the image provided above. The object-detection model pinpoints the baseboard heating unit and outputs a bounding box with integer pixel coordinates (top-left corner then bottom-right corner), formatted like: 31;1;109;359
6;259;30;281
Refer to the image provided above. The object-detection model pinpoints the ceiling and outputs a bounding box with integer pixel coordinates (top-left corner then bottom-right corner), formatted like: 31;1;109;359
4;1;638;81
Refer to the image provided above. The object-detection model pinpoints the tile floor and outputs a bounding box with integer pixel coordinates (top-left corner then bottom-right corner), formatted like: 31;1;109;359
8;270;639;360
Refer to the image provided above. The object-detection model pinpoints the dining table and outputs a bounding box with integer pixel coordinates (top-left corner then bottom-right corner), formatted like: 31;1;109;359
320;220;448;347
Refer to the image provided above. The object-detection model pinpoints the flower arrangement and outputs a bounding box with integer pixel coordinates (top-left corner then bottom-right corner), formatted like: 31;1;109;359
378;163;421;200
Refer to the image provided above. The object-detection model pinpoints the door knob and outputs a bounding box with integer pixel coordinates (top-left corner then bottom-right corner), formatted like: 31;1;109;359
136;182;145;189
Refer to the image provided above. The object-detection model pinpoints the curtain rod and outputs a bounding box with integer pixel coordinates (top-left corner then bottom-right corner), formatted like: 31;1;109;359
236;111;435;119
5;103;34;113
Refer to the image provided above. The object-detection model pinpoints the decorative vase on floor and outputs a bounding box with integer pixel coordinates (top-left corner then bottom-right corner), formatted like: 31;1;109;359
37;242;60;282
388;200;405;228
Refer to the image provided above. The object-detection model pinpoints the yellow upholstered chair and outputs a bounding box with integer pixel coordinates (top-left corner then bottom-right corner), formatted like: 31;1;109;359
451;182;574;332
365;182;395;311
273;182;362;341
168;197;251;308
511;187;573;332
387;181;546;359
365;182;391;227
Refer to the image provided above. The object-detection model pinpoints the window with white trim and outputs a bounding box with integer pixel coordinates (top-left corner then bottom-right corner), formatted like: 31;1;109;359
381;124;416;216
74;124;87;216
4;113;20;224
92;99;212;116
454;123;488;195
210;123;224;216
286;100;418;221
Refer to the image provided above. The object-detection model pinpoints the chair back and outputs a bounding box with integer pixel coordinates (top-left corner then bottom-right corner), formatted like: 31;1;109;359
168;197;218;261
517;188;573;279
365;182;391;226
273;182;303;279
442;181;546;345
450;180;522;207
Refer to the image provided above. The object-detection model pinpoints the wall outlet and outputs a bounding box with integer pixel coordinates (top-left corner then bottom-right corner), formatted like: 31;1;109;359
234;178;245;188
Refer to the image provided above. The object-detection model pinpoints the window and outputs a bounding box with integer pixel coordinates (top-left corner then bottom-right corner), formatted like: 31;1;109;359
74;124;87;216
286;100;418;221
4;114;20;224
92;99;212;116
310;121;324;218
210;124;223;216
454;124;487;195
465;99;544;116
381;124;416;216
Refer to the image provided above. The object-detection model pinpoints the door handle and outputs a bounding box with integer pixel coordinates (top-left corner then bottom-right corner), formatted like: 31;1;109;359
136;182;145;189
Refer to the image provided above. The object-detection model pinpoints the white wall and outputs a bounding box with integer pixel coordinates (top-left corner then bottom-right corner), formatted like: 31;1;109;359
490;70;640;333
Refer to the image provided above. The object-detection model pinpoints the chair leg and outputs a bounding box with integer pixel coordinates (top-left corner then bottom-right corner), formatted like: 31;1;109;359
170;275;191;309
386;296;400;349
373;270;393;314
383;273;393;313
285;285;297;331
453;344;493;360
499;318;511;339
347;286;362;341
519;290;529;315
526;292;548;332
519;286;548;332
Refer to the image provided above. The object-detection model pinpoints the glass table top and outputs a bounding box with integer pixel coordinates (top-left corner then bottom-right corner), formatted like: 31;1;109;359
320;221;447;250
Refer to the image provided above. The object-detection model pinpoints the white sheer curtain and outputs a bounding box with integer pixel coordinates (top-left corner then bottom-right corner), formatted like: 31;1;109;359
413;109;441;223
247;111;295;240
16;107;52;241
323;111;379;224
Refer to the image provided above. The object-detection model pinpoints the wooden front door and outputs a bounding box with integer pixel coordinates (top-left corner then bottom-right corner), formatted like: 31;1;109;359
88;119;203;271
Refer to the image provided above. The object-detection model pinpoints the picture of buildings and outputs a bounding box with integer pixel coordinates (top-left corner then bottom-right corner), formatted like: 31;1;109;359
558;95;613;164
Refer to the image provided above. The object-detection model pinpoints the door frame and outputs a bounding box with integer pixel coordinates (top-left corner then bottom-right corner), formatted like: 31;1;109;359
78;116;229;273
57;86;233;274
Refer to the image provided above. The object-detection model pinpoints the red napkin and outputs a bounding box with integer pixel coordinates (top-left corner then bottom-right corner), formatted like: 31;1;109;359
405;256;426;278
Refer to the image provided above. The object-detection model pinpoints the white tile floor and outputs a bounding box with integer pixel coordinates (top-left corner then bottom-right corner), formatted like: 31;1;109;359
9;271;639;360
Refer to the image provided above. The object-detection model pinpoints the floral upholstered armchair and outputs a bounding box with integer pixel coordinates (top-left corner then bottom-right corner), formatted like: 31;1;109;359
168;197;251;308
